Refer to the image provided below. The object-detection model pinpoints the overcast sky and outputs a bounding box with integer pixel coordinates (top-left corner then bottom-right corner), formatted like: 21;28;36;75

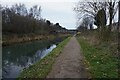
1;0;119;29
1;0;80;29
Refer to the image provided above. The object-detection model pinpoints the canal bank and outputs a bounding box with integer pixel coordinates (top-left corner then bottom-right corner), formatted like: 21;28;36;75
3;34;71;46
19;37;71;78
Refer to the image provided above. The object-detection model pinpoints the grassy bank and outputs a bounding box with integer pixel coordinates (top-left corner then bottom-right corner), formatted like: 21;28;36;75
3;33;71;46
19;37;71;78
76;36;118;78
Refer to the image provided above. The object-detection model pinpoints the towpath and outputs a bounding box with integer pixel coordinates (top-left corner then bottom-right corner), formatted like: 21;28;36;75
47;36;90;78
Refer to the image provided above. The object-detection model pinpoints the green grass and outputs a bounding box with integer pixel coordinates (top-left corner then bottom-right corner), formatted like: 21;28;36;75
19;37;71;78
76;36;118;78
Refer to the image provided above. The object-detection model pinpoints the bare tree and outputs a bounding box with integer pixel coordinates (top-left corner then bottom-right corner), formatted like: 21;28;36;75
74;1;107;20
29;5;41;20
77;15;93;32
11;3;28;16
74;0;118;31
107;0;118;31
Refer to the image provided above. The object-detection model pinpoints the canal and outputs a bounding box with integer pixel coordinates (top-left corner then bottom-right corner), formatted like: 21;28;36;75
2;37;65;78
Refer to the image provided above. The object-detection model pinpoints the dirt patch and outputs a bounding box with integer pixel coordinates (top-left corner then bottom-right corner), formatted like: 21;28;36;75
47;36;90;78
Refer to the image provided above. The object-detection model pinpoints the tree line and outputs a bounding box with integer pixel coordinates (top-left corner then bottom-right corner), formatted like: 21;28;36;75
74;0;120;41
74;0;119;32
1;3;67;35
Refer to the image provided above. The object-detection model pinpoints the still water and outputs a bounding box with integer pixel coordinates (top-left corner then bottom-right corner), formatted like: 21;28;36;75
2;38;62;78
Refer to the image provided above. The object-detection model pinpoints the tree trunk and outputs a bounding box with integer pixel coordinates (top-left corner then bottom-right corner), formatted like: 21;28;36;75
118;1;120;30
109;14;112;31
109;2;113;32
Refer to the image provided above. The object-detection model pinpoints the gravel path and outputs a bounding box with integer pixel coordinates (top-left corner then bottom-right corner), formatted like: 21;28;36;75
47;36;90;78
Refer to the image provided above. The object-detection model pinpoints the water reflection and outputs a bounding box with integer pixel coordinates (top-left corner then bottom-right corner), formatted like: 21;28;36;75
2;40;56;78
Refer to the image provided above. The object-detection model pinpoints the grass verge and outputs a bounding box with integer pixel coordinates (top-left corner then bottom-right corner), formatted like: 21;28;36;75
19;37;71;78
76;36;118;78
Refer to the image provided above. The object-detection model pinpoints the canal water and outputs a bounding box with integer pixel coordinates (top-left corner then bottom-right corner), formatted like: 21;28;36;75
2;37;65;78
